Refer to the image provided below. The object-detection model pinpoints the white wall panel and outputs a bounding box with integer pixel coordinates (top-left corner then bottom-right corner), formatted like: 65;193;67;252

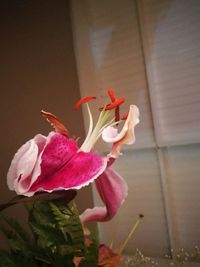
93;149;169;257
162;144;200;251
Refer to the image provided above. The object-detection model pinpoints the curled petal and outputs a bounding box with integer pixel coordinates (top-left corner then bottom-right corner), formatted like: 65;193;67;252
102;126;118;141
80;167;128;223
7;134;47;193
102;105;139;158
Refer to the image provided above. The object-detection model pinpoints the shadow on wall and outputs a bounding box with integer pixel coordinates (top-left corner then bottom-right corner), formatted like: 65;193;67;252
0;0;93;248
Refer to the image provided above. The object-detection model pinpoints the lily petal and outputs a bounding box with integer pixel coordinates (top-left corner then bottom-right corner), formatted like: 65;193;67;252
80;167;128;223
7;134;47;192
102;105;139;158
13;132;78;195
27;135;107;196
10;132;107;197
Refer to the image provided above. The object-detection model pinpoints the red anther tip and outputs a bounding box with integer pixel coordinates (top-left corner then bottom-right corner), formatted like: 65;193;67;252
75;96;96;109
105;97;125;110
107;88;116;102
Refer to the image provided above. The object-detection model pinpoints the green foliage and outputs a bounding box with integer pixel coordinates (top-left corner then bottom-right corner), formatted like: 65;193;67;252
80;226;99;267
0;200;99;267
1;215;30;242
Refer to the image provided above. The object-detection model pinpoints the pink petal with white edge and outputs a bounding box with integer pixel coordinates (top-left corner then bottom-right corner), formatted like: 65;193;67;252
102;105;139;158
27;142;107;196
80;167;128;223
11;132;80;195
7;134;46;192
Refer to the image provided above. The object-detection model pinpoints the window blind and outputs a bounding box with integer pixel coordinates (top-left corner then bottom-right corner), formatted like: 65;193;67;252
138;0;200;253
71;0;155;150
71;0;200;260
139;0;200;146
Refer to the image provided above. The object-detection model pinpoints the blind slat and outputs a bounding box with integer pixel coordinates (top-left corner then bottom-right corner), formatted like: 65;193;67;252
140;0;200;146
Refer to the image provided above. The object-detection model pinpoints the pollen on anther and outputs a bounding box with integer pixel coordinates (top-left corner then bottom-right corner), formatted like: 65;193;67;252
105;97;125;110
107;88;116;102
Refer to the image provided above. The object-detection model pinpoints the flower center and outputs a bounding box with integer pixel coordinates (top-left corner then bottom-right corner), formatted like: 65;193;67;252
74;89;127;152
80;105;116;152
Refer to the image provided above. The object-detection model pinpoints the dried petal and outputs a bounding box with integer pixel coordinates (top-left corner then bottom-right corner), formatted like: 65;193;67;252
73;257;85;267
98;244;123;267
41;110;68;136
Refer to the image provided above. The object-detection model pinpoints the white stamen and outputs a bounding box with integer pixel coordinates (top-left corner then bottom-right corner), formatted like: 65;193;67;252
80;107;114;152
79;104;93;150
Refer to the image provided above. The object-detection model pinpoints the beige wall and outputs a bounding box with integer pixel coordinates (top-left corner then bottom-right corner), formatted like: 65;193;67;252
0;0;93;247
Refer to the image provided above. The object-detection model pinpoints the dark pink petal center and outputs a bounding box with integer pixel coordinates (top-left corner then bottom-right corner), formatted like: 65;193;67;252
40;133;78;178
28;133;107;193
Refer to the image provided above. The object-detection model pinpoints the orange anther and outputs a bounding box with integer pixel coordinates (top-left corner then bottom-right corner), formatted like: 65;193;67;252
75;96;96;109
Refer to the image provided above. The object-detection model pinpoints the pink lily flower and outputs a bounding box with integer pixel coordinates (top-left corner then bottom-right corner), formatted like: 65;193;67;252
80;104;139;223
7;89;139;223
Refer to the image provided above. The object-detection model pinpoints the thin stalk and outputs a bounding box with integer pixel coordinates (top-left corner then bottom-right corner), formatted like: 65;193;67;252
80;104;93;149
117;214;144;254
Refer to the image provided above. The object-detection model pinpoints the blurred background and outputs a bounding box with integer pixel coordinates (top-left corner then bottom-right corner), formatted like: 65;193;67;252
0;0;93;250
0;0;200;264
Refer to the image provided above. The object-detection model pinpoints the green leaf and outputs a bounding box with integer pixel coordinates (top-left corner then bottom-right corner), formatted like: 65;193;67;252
0;224;18;240
28;201;56;228
80;225;99;266
0;250;15;267
50;203;70;227
1;215;30;242
0;197;100;267
30;222;66;247
0;190;77;212
8;238;27;252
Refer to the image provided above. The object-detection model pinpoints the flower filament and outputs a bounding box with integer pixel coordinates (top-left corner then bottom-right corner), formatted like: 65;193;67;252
74;89;128;153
